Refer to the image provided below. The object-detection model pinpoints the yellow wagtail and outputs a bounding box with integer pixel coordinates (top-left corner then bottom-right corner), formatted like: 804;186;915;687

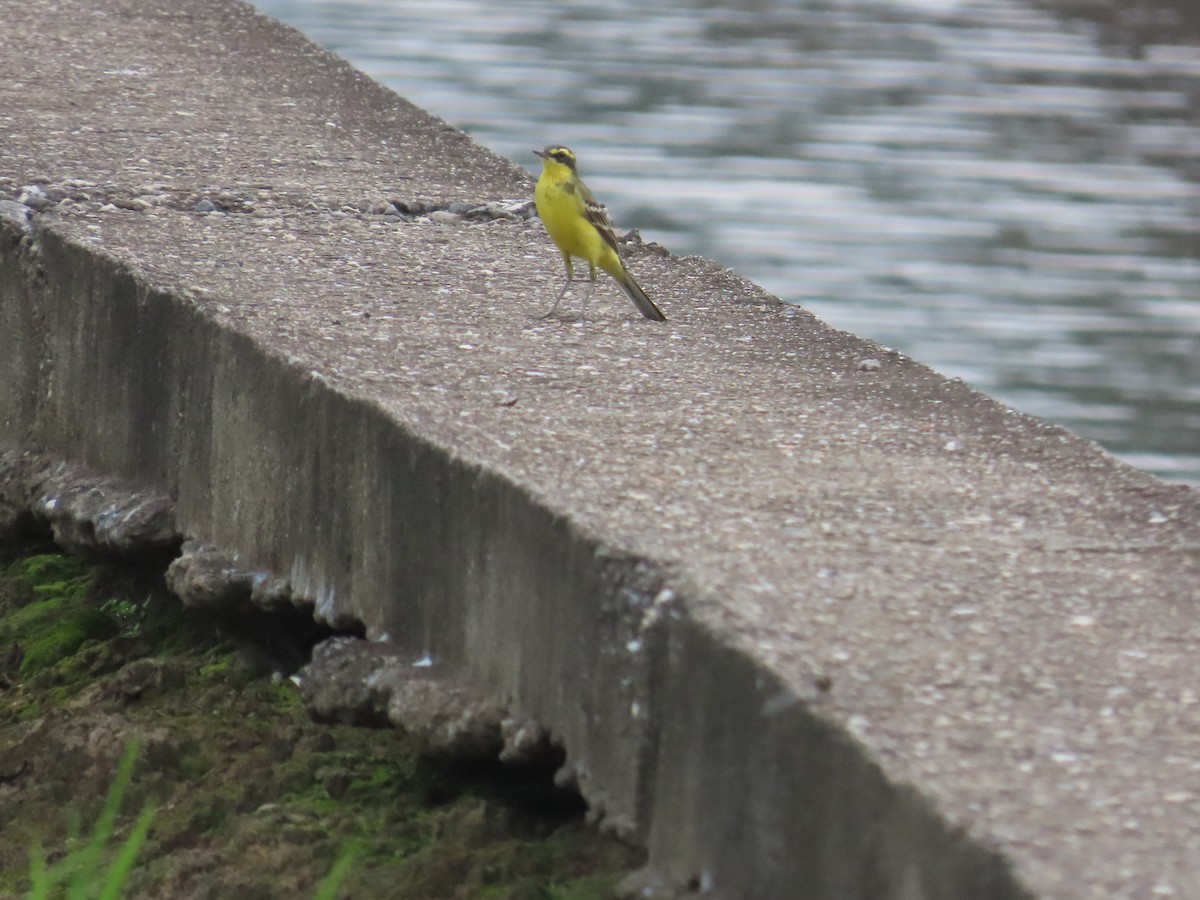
533;145;667;322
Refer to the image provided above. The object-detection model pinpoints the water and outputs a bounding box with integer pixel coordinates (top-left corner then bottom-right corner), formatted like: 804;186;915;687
254;0;1200;485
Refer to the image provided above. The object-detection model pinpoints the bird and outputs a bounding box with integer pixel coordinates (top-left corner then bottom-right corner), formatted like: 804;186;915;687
532;145;667;322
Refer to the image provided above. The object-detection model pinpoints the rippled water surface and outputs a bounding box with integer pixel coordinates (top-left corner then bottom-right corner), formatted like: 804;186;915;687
255;0;1200;485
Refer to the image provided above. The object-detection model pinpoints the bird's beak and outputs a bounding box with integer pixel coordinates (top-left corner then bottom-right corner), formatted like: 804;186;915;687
533;149;546;159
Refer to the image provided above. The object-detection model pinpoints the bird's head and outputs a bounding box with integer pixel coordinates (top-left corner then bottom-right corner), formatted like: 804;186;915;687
534;145;577;173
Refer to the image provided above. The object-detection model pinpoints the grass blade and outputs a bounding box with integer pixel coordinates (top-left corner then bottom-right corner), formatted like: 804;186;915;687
312;844;359;900
96;799;156;900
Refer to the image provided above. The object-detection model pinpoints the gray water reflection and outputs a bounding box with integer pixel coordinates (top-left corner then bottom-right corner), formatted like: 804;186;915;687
255;0;1200;485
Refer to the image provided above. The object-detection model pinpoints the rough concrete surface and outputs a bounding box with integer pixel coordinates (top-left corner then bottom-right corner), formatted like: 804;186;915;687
2;0;1199;896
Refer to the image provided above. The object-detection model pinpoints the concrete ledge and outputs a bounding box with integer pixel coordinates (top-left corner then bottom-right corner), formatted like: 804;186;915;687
4;0;1200;896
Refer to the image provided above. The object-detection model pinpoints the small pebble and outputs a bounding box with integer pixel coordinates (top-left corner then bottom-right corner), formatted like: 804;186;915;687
194;198;216;213
324;772;351;800
113;196;151;211
390;198;432;216
18;186;51;209
479;199;536;220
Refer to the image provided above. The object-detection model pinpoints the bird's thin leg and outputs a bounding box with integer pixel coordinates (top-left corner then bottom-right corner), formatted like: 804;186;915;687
578;262;597;322
539;255;575;319
539;278;572;319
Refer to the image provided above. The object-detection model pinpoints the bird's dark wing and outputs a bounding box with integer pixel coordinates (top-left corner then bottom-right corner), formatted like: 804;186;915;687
577;179;622;257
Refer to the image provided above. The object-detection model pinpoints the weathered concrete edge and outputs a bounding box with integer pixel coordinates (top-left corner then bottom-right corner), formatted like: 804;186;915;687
0;218;1031;898
635;619;1032;899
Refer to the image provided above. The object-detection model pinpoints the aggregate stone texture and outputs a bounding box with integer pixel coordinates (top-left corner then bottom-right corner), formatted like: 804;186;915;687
298;635;551;764
0;450;178;556
3;0;1200;897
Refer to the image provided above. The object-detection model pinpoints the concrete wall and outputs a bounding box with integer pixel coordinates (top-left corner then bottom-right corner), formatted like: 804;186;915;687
1;227;662;839
4;0;1200;897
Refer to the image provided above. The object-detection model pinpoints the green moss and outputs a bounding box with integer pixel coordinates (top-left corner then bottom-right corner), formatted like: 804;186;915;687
0;554;122;677
196;651;236;679
100;597;144;637
263;676;306;713
10;553;89;589
547;872;628;900
14;602;117;676
0;549;644;897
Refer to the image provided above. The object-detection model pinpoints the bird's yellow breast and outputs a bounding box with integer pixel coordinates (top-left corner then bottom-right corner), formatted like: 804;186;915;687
535;166;616;269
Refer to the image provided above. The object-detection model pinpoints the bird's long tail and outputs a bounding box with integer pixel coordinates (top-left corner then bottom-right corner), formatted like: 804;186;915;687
614;267;667;322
